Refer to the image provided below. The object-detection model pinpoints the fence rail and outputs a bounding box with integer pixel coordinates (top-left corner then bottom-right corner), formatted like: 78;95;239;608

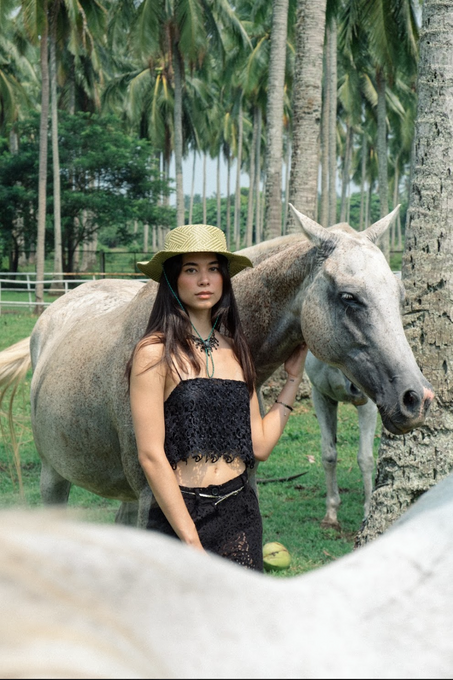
0;272;147;313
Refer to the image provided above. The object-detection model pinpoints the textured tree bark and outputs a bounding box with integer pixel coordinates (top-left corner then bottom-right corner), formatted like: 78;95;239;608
320;50;329;228
327;19;337;227
356;0;453;545
286;0;327;231
264;0;289;239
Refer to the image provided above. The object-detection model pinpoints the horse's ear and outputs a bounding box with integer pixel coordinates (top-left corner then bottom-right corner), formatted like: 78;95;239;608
364;205;400;243
288;204;330;248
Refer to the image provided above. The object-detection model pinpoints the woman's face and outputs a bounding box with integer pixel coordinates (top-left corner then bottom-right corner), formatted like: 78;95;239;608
177;252;223;312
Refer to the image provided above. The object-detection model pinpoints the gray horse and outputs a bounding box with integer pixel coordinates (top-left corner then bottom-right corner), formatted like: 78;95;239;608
239;236;379;529
1;206;434;527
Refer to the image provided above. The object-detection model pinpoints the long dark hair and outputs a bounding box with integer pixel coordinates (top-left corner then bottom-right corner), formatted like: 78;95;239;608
127;253;256;395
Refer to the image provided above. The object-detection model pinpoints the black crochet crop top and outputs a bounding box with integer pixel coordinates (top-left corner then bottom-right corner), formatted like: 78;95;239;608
164;378;256;470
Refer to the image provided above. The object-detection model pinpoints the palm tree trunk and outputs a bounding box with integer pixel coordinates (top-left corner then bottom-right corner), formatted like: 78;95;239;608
392;160;400;249
234;97;243;248
365;182;371;229
359;131;367;230
264;0;289;239
203;152;207;224
216;155;221;229
255;108;262;243
226;153;231;248
287;0;327;232
376;67;390;260
49;27;63;294
328;19;337;226
189;152;196;224
346;180;351;224
340;123;352;222
172;46;184;227
246;106;258;247
320;50;329;227
35;1;49;315
283;134;291;234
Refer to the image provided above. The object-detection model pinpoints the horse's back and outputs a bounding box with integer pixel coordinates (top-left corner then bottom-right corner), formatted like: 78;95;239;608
30;279;145;370
29;278;154;501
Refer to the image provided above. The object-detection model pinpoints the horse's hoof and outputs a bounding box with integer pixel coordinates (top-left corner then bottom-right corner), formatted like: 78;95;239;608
321;518;341;531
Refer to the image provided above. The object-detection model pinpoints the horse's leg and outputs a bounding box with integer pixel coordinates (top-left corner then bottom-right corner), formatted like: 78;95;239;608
136;485;154;529
40;460;71;505
311;386;341;529
356;400;378;518
115;501;139;526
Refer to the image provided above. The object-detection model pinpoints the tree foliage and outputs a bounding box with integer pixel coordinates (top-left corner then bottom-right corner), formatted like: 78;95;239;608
0;111;174;270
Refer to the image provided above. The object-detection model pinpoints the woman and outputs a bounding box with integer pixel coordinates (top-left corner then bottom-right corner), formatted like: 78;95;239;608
128;224;307;571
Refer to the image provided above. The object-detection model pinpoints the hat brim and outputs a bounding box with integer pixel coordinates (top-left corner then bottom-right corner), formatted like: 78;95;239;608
137;250;253;282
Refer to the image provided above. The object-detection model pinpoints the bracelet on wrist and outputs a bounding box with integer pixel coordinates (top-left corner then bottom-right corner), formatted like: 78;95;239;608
275;400;294;412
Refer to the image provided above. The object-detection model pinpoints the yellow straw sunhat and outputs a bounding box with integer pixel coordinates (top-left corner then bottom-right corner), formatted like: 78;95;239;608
137;224;253;282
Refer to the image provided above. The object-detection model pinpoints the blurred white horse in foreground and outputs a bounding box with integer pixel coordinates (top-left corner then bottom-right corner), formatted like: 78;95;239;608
1;472;453;679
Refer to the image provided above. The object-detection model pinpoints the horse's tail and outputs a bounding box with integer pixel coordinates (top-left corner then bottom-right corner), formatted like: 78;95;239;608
0;337;32;394
0;337;32;498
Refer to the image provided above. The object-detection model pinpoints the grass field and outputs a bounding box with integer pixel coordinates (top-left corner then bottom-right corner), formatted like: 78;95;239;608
0;312;382;577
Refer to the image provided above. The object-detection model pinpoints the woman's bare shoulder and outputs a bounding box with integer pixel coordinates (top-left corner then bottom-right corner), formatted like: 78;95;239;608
133;336;165;371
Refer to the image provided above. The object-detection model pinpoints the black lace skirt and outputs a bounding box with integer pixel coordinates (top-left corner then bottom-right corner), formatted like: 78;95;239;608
146;471;263;572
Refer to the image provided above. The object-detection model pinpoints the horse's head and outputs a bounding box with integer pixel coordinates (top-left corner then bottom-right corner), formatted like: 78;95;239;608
289;204;434;435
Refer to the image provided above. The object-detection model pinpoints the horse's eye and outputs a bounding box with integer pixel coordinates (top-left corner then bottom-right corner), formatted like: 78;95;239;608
340;292;355;302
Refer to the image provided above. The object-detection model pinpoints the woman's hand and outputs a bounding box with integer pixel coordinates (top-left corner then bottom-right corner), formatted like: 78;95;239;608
284;342;309;381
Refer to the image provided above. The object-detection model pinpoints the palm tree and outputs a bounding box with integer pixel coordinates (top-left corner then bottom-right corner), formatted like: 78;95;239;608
326;14;338;227
0;8;38;138
20;0;50;314
134;0;250;228
286;0;328;231
357;0;453;545
340;0;419;257
263;0;290;239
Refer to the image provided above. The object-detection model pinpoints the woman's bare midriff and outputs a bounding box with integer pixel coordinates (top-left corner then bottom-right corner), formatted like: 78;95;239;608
173;456;246;488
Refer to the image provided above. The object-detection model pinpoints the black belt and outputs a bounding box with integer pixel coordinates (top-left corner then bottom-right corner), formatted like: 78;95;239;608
180;485;245;506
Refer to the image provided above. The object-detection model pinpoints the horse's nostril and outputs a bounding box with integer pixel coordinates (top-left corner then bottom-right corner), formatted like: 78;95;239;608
403;390;419;411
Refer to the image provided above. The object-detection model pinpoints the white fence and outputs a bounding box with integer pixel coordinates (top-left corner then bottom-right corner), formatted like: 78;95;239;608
0;272;146;314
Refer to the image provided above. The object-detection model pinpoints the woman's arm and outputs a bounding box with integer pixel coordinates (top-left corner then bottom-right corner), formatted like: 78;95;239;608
250;343;309;461
130;342;204;551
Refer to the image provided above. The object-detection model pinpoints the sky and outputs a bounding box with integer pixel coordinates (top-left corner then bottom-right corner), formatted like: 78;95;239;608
169;153;269;203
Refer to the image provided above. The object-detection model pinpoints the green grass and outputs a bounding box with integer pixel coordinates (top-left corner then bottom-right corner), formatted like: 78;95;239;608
0;312;381;576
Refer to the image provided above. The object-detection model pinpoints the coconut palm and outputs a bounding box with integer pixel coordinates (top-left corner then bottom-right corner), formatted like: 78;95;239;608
263;0;290;239
339;0;419;258
357;0;453;545
286;0;328;231
134;0;250;228
0;8;38;137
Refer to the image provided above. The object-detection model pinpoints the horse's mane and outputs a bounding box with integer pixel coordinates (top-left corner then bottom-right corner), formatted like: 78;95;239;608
236;222;360;267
